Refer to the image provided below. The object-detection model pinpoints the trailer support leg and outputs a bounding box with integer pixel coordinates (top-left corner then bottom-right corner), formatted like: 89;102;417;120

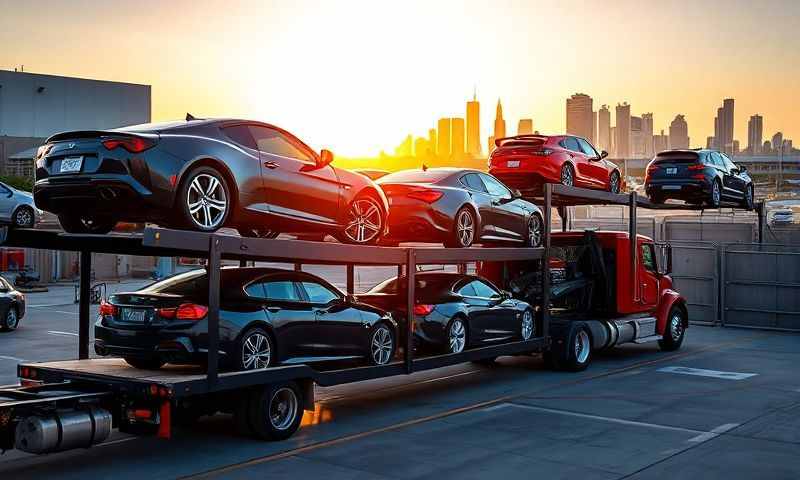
207;236;221;387
405;250;416;375
346;264;355;294
757;201;764;244
542;185;552;340
630;192;638;302
79;250;91;360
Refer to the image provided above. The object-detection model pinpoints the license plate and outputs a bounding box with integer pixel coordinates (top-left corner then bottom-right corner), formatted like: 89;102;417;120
60;156;83;173
662;185;681;190
665;167;677;175
507;160;520;168
121;308;147;323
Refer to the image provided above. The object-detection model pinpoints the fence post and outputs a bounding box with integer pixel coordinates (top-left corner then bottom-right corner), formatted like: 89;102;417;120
719;243;726;327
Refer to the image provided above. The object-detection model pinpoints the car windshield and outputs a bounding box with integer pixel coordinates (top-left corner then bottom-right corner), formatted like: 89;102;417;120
377;170;453;184
653;152;700;164
367;274;456;294
139;269;208;296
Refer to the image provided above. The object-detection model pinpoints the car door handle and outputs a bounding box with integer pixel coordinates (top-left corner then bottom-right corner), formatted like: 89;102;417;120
263;161;279;169
266;306;281;313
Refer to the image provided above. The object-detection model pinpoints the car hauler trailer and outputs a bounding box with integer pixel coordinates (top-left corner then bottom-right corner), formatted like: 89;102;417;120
0;187;555;453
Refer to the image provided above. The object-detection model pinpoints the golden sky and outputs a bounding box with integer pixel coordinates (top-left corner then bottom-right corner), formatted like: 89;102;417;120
1;0;798;156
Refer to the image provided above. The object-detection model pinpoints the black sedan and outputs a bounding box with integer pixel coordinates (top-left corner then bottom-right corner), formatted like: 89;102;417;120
645;149;754;209
94;267;397;370
33;118;389;244
357;272;535;354
377;168;544;247
0;276;25;332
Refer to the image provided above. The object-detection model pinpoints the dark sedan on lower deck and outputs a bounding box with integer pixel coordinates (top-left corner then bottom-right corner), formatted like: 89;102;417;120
357;272;535;354
377;168;544;247
94;267;397;370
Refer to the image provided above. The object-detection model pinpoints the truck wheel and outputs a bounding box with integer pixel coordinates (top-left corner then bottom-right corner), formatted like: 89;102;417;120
545;323;592;372
659;306;686;351
248;382;304;441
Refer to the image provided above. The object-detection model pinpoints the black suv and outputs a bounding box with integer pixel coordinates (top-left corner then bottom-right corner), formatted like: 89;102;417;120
645;149;753;209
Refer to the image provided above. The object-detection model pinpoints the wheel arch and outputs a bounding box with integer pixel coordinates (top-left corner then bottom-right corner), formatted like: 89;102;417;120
234;319;279;361
655;290;688;335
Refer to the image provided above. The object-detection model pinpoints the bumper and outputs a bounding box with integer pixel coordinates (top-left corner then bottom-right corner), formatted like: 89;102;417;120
33;175;157;218
94;324;201;363
384;203;452;242
645;179;710;200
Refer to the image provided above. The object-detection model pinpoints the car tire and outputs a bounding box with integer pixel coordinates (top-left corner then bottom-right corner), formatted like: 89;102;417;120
708;179;722;208
741;184;754;210
339;196;384;245
526;214;543;247
546;323;592;372
520;308;535;340
236;327;274;371
560;164;575;187
124;356;165;370
445;316;468;354
13;206;35;228
445;207;476;248
0;306;19;332
248;381;304;441
177;166;232;232
658;305;686;352
58;213;117;234
608;171;621;194
367;322;395;366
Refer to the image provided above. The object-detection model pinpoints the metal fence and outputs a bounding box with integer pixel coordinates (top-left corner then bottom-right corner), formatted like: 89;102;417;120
721;243;800;331
669;242;719;325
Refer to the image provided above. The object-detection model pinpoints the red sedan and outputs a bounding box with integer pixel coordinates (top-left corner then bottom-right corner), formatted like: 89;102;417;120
489;135;621;195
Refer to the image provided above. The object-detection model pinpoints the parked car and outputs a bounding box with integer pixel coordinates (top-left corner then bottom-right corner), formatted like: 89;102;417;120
770;209;794;226
0;181;40;228
489;135;620;195
354;169;390;181
33;118;389;244
357;272;535;354
645;149;754;209
94;267;398;370
0;276;26;332
376;168;544;247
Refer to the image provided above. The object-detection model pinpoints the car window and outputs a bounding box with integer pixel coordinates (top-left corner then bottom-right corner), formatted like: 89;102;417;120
248;126;315;163
576;138;598;157
461;173;487;193
641;244;657;272
710;152;725;169
248;280;301;301
222;125;257;150
479;174;511;197
471;279;499;298
559;137;582;153
0;277;10;290
721;154;737;172
301;281;340;304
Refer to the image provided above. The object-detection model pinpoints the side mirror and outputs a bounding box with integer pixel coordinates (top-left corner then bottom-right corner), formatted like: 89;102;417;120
599;150;609;160
739;165;747;173
318;149;334;168
511;188;522;199
502;290;512;300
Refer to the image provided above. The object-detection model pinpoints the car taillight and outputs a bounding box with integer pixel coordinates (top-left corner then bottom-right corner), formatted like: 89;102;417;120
647;165;660;174
158;303;208;320
102;136;155;153
691;174;705;180
413;304;434;316
687;164;705;170
407;189;444;203
99;301;118;316
36;144;53;160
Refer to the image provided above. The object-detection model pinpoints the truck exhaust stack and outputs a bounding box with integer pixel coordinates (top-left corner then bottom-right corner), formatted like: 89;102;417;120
15;407;112;454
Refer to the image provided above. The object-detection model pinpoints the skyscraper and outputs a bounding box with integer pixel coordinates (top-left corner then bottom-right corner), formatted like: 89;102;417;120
615;103;631;158
641;113;654;157
653;130;669;154
437;118;451;159
630;116;644;158
566;93;594;142
669;115;689;149
489;99;506;153
517;119;533;135
713;99;735;154
747;114;763;155
466;93;481;157
450;117;465;160
772;132;784;153
597;105;611;152
428;128;437;151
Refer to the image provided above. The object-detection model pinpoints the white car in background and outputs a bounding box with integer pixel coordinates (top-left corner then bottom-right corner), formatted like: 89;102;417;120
770;209;794;226
0;181;40;228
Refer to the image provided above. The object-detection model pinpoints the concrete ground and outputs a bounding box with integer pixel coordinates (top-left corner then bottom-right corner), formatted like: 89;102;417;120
1;319;798;479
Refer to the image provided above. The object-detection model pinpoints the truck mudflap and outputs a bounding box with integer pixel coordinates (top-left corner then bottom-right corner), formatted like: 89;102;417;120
655;289;688;335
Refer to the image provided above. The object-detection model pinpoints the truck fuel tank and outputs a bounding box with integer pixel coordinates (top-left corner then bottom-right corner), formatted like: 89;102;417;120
15;407;112;454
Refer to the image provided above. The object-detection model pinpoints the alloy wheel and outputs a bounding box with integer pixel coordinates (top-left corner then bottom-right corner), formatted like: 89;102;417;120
574;329;590;364
186;173;228;229
6;309;17;329
344;198;382;244
448;319;466;353
609;172;620;193
745;186;754;209
521;310;534;340
371;325;394;365
455;209;475;247
269;387;299;431
561;165;574;187
712;181;721;206
669;311;684;342
15;208;33;227
527;215;542;247
242;332;271;370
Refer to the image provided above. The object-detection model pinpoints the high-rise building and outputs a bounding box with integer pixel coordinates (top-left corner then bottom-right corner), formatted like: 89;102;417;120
428;128;437;151
414;137;432;159
517;119;533;135
615;103;631;157
395;134;413;157
609;126;617;156
747;114;763;155
489;99;506;153
669;114;689;149
437;118;451;159
630;116;645;158
566;93;594;142
653;130;668;154
450;117;465;160
597;105;611;152
732;140;740;155
641;113;654;157
466;93;481;157
706;137;716;149
713;98;735;155
592;111;598;146
772;132;784;154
